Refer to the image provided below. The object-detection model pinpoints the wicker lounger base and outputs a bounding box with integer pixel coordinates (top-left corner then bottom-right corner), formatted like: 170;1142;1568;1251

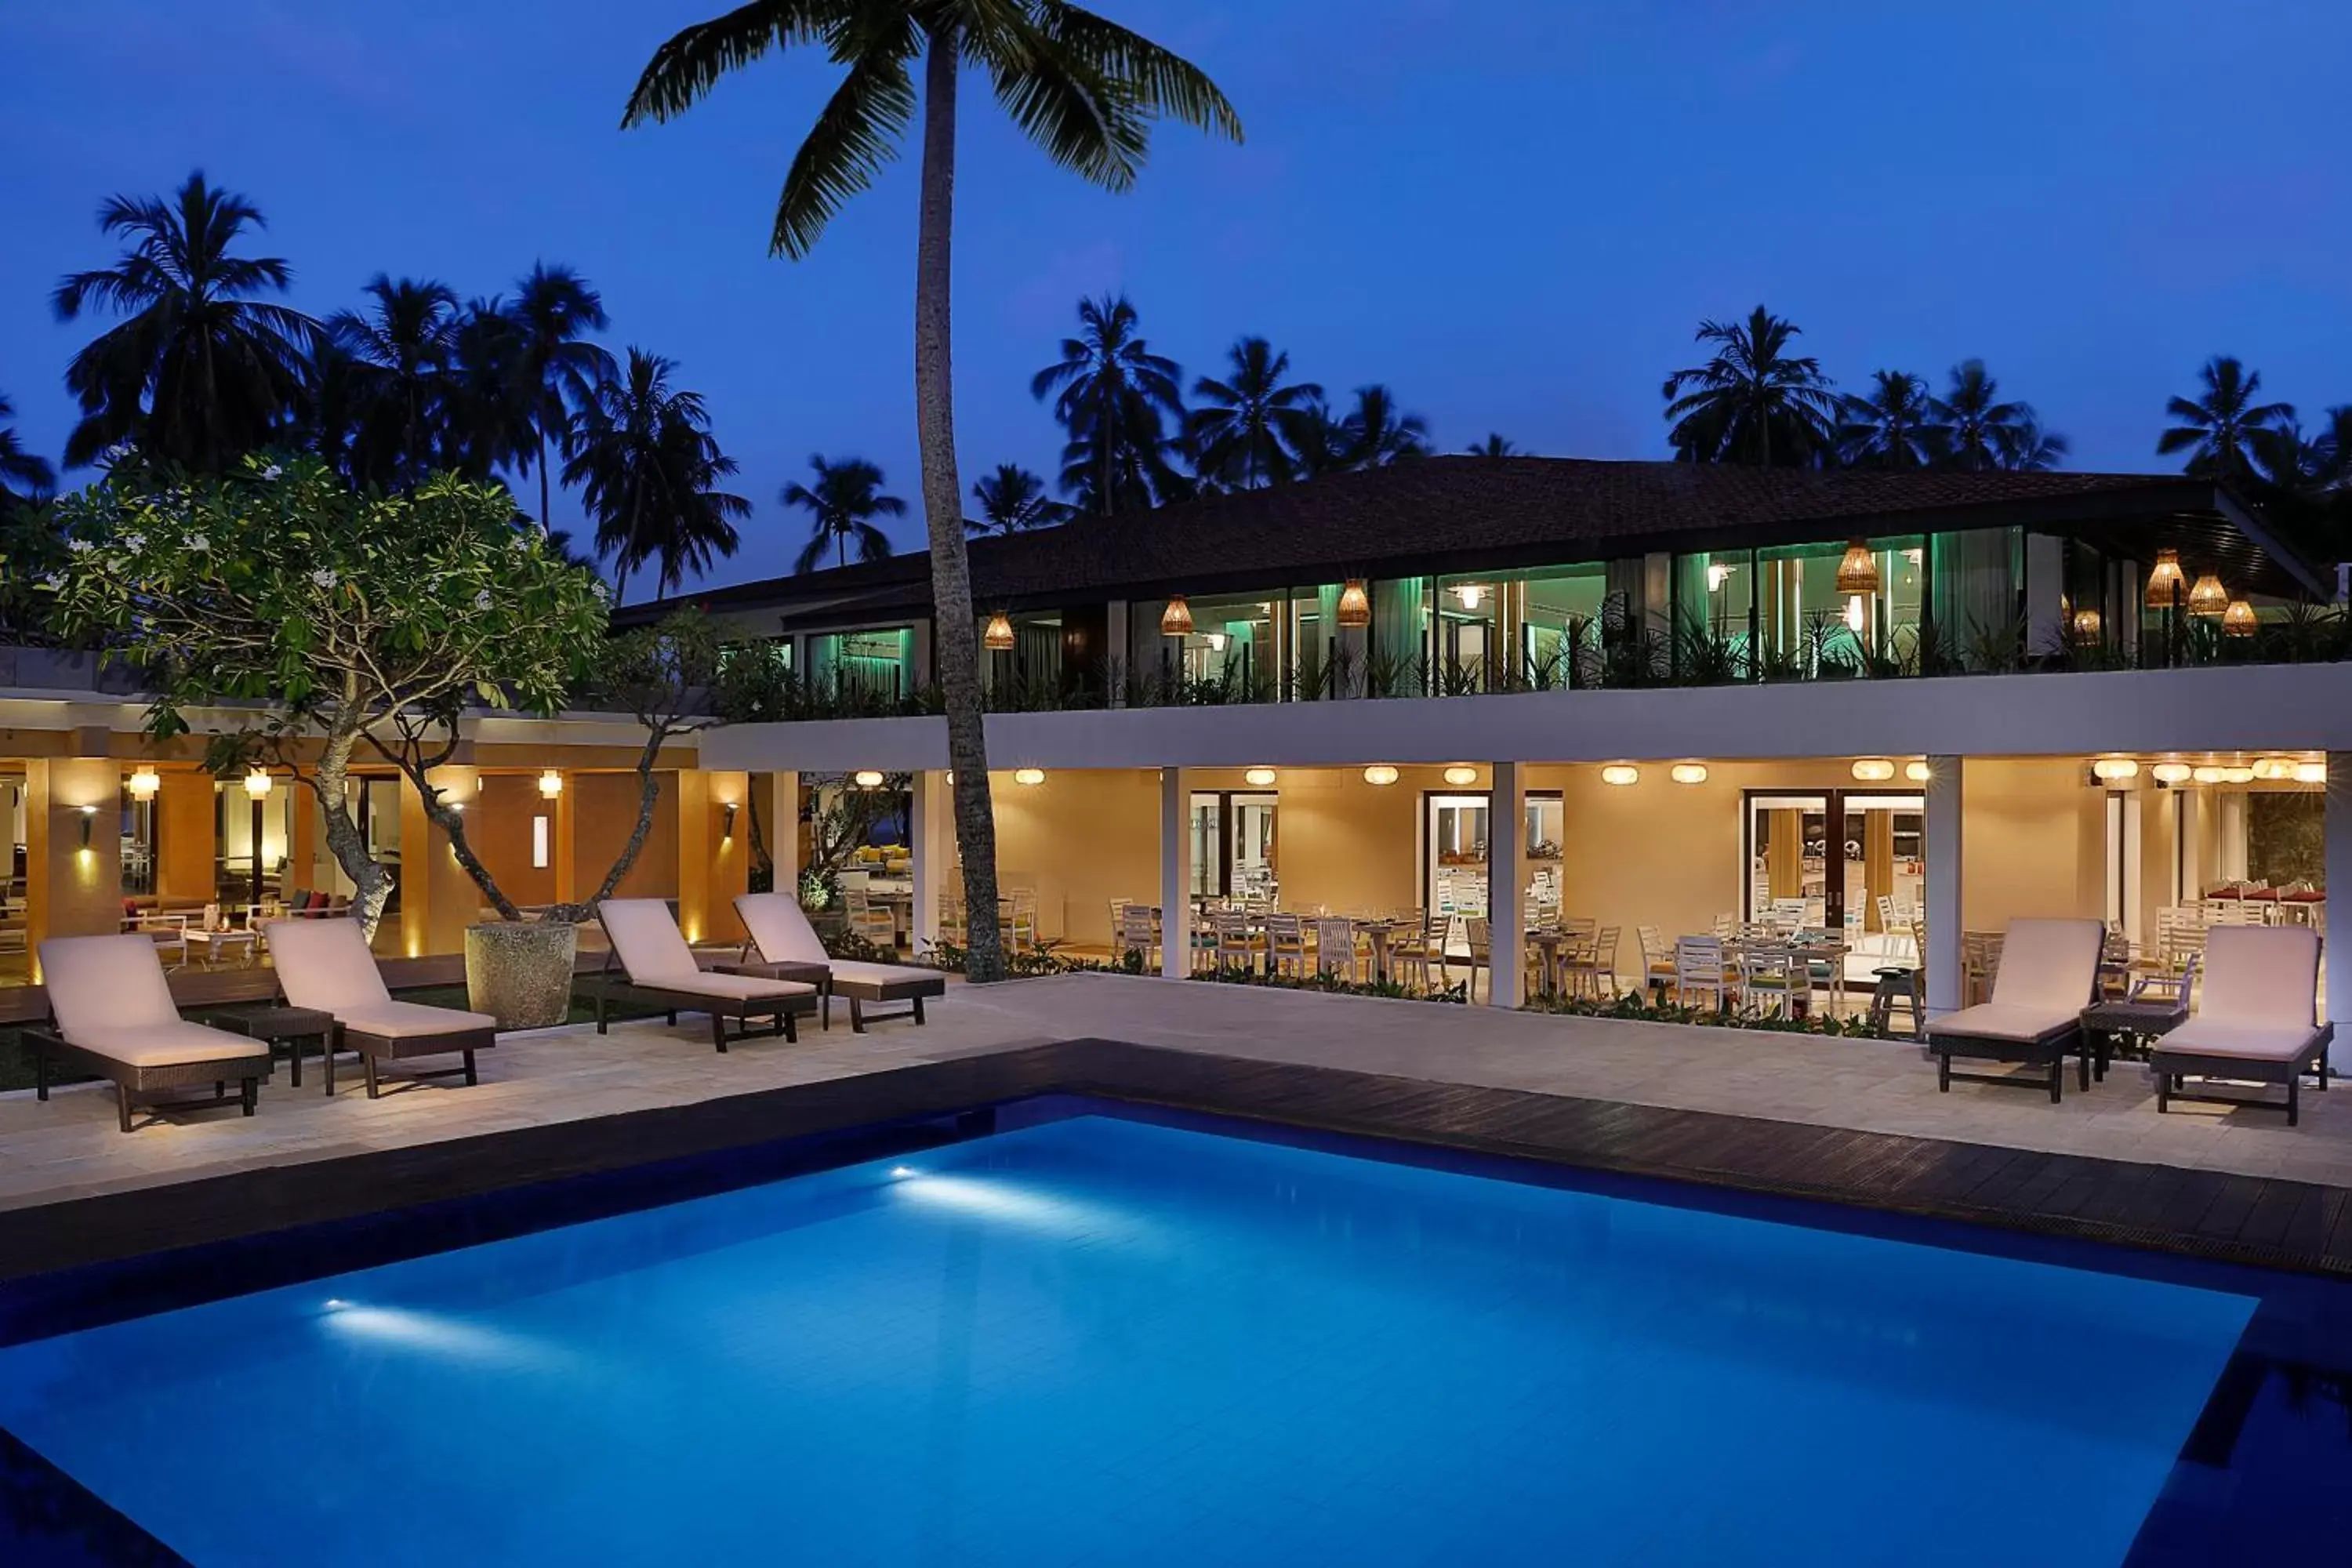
577;976;815;1051
26;1028;272;1133
2151;1030;2334;1126
339;1025;495;1100
717;960;944;1033
1929;1025;2083;1104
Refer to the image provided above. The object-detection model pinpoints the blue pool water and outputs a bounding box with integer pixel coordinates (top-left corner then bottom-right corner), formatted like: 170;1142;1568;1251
0;1115;2262;1566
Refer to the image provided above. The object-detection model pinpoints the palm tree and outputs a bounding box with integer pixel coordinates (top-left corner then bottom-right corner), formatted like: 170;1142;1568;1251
562;349;749;601
1033;294;1189;514
438;296;535;482
52;171;316;470
1997;419;2070;473
1661;306;1838;466
505;264;615;528
1290;400;1356;477
1927;360;2040;471
1465;433;1518;458
623;2;1237;984
0;394;56;503
1339;384;1428;467
327;274;461;489
784;454;906;572
1187;336;1321;488
2158;356;2293;481
1836;370;1940;469
967;463;1070;534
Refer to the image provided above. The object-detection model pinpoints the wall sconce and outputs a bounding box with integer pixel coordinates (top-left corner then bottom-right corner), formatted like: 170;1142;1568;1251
2251;757;2294;781
1442;765;1479;786
1361;764;1399;786
1850;758;1896;782
243;768;274;800
1160;596;1193;637
2295;761;2327;785
127;767;160;801
1669;763;1708;785
78;804;99;848
2090;757;2140;782
721;801;739;837
1243;767;1278;788
852;770;885;789
1905;760;1933;782
2151;762;2193;785
1012;768;1046;787
539;768;564;799
1600;764;1640;786
982;612;1016;651
1335;579;1371;630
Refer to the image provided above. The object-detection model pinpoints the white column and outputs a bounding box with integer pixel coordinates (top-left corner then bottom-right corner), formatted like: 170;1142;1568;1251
1160;766;1190;979
1488;760;1525;1007
2327;753;2351;1068
1925;754;1964;1016
2120;789;2143;949
911;769;951;956
2175;788;2201;905
2216;789;2249;883
768;770;800;899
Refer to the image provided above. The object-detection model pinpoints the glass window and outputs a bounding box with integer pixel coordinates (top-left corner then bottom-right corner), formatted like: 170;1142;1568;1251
982;610;1064;700
1751;535;1926;675
1369;578;1429;696
1931;525;2022;669
1131;593;1276;699
810;626;914;699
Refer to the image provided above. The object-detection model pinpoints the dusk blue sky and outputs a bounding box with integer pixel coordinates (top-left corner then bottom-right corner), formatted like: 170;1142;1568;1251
5;2;2347;590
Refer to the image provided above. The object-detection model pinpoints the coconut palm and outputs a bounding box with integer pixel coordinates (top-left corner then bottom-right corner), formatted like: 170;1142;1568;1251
1997;419;2070;473
2158;356;2293;481
435;296;539;483
562;349;749;601
1926;360;2040;471
624;4;1236;984
1186;336;1321;488
1339;384;1428;467
967;463;1070;534
1836;370;1940;469
327;274;462;489
1033;294;1189;514
784;454;906;572
1289;400;1356;477
0;394;55;503
52;171;317;470
1465;433;1518;458
505;264;615;528
1661;306;1838;467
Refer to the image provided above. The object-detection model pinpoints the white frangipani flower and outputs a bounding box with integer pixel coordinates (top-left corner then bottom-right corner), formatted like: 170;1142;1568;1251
310;568;338;590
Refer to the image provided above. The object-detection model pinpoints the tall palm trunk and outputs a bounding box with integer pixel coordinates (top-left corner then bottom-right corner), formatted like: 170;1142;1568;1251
916;31;1005;982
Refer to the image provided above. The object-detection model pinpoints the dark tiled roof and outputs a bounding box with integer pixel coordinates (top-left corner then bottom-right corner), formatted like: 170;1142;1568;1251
628;457;2252;623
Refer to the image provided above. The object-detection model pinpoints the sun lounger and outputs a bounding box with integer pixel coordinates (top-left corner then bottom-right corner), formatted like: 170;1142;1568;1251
28;933;271;1131
1926;917;2105;1103
731;891;946;1031
579;898;818;1051
263;917;496;1098
2150;925;2333;1125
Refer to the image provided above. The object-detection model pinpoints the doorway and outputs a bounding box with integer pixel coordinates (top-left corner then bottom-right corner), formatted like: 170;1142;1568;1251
1744;790;1924;936
1190;791;1278;901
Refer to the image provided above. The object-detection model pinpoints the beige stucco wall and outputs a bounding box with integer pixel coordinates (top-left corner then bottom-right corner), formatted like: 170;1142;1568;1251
1959;756;2103;931
988;768;1160;946
1190;764;1433;920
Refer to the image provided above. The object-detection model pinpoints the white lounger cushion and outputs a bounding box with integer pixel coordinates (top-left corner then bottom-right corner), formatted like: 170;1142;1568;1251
734;892;829;966
640;969;815;1004
1928;918;2103;1043
2157;926;2324;1064
601;898;812;1000
2159;1021;2322;1063
339;1000;498;1039
1926;1004;2077;1044
826;959;935;990
263;917;394;1011
38;934;264;1063
2197;927;2321;1028
263;918;495;1033
1987;918;2106;1011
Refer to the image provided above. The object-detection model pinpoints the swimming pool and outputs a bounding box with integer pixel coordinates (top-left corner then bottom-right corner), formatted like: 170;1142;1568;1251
0;1108;2327;1565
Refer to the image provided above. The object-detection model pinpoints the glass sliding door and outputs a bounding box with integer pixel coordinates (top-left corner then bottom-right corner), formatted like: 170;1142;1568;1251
1744;789;1924;945
1190;790;1279;902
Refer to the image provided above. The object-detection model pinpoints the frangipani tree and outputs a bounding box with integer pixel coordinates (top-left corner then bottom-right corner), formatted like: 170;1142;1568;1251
44;454;608;936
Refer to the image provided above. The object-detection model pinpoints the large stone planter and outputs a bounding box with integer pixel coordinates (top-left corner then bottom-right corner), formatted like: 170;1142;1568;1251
464;920;579;1030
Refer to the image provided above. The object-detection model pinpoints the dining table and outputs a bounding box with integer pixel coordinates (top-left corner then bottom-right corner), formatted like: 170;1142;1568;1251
1724;931;1853;1015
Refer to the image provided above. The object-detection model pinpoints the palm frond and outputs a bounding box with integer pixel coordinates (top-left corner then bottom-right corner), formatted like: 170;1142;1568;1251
621;0;838;126
771;42;919;258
